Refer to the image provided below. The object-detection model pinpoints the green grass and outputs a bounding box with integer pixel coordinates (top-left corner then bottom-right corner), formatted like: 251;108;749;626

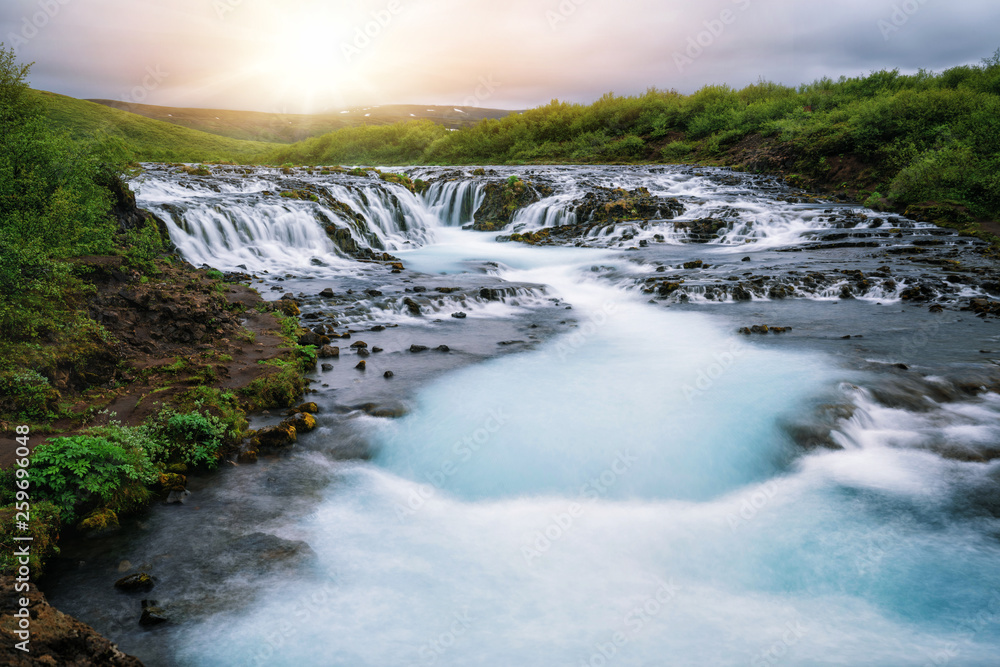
35;90;271;162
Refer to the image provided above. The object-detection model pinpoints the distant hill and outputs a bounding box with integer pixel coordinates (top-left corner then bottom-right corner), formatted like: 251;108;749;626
36;90;270;162
86;100;515;144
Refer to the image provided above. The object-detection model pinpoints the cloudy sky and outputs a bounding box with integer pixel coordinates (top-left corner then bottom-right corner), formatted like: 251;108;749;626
2;0;998;113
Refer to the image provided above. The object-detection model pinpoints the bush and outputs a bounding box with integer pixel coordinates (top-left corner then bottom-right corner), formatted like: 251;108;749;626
29;435;158;522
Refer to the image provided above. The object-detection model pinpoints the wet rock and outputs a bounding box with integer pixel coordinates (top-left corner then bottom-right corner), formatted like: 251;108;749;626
139;600;169;627
673;218;728;242
318;345;340;358
731;284;753;301
384;371;394;378
410;344;428;353
158;473;187;493
472;178;552;231
372;346;383;353
298;331;330;347
452;312;468;319
318;288;335;298
436;345;451;352
403;297;422;315
291;402;319;414
350;341;368;349
750;324;769;334
257;423;297;448
682;260;704;270
357;347;370;357
165;490;190;504
321;363;333;371
285;413;317;433
77;508;120;538
355;360;367;370
357;402;409;418
742;256;751;262
115;573;155;593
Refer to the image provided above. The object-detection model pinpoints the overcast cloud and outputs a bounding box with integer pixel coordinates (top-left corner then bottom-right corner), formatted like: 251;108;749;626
1;0;997;112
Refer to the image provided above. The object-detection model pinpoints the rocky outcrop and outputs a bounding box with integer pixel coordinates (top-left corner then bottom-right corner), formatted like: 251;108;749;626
0;576;143;666
572;187;684;224
472;178;553;231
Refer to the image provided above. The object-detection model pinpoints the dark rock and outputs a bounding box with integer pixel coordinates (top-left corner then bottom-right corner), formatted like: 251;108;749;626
436;345;451;352
384;371;395;378
321;363;333;371
403;297;422;315
452;312;468;319
139;600;168;627
257;423;297;448
410;344;428;353
357;347;370;357
372;346;383;353
319;288;335;298
731;284;752;301
355;360;367;370
0;575;144;665
742;256;751;262
298;331;330;347
318;345;340;358
115;573;155;593
350;341;368;349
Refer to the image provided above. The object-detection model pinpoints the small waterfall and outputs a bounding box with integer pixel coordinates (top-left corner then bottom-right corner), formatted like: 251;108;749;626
151;200;349;273
424;180;486;227
511;199;578;230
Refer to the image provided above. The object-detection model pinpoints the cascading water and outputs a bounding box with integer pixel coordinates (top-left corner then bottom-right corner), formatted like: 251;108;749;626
51;164;999;667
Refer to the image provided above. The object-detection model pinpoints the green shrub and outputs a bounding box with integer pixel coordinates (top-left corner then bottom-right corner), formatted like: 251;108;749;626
29;434;158;522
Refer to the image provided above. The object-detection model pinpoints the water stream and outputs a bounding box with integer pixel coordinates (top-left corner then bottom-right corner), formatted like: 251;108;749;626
46;165;1000;666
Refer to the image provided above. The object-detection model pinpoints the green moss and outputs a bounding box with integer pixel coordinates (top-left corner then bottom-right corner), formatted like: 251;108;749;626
0;501;61;576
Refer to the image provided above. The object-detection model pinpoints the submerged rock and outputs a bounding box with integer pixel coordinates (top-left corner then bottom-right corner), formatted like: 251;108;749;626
115;573;155;593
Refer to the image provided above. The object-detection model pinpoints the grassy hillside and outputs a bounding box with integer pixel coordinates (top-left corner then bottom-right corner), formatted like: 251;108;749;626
87;100;514;143
36;90;272;162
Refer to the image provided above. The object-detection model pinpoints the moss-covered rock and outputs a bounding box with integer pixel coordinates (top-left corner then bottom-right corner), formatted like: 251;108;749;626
256;423;297;448
114;572;155;592
472;177;553;231
76;508;119;538
285;412;316;433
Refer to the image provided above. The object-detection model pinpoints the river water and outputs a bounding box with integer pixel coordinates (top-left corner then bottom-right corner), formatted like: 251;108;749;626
46;165;1000;666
